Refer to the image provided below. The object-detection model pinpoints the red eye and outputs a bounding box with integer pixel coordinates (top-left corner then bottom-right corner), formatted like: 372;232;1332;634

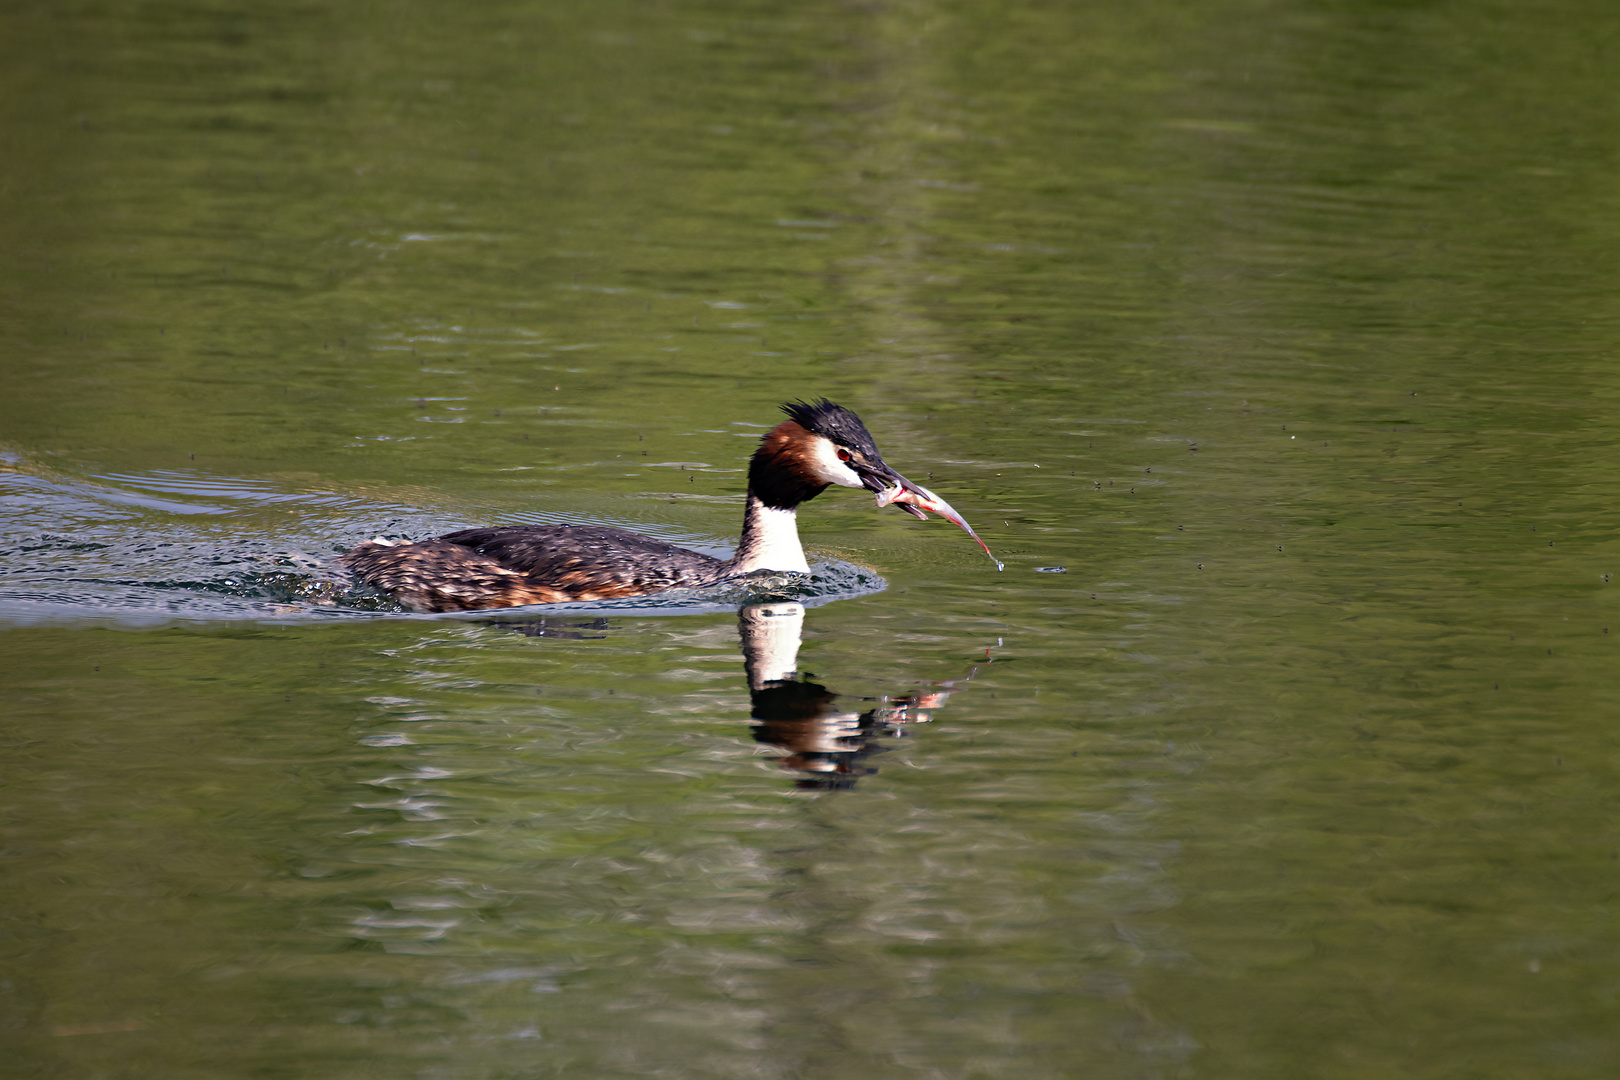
836;449;852;462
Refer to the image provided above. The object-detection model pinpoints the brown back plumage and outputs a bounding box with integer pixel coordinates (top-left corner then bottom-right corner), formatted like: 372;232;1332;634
340;525;728;612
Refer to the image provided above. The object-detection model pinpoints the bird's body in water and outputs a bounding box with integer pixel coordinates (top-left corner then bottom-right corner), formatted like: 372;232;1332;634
340;399;998;612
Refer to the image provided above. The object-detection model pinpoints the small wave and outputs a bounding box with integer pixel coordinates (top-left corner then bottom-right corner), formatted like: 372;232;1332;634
0;559;884;627
91;470;361;508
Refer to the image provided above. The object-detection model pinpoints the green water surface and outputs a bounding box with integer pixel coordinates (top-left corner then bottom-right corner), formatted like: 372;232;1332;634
4;1;1620;1077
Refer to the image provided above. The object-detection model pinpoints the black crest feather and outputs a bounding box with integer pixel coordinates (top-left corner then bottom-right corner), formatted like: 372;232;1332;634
780;398;881;458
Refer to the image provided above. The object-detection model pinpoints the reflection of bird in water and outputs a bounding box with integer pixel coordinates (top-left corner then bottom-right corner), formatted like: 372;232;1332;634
341;399;997;612
740;602;988;791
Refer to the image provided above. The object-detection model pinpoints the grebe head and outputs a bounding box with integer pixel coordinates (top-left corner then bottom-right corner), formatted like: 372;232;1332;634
750;398;911;507
751;398;1005;570
781;398;912;492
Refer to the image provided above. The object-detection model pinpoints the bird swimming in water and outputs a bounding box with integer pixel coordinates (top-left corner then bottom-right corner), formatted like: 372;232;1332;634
341;398;1000;612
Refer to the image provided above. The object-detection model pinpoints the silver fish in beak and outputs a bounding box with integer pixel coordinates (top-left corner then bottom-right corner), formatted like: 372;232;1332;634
875;480;1004;571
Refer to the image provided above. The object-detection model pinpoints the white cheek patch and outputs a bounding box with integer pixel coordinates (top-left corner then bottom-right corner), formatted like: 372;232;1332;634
805;437;865;487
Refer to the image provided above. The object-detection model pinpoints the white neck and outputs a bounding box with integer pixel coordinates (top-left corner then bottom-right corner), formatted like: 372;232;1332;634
729;493;809;574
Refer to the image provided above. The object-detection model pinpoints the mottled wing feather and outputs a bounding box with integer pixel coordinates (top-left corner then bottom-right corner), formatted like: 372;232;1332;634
340;539;562;612
340;524;728;612
441;525;726;595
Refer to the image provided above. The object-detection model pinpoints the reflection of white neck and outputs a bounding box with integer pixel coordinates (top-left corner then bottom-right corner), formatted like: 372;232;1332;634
730;494;809;574
739;602;806;689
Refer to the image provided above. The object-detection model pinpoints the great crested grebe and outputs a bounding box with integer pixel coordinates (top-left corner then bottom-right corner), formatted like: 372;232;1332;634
341;398;998;612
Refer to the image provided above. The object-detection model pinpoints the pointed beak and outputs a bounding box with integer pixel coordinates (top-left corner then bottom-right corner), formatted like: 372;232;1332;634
854;458;920;501
866;466;1004;571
